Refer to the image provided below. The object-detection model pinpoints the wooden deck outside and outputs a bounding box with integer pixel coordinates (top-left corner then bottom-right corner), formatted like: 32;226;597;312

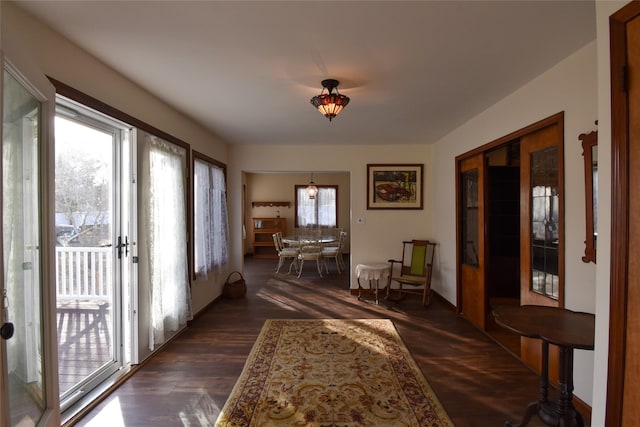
57;300;113;395
55;246;114;395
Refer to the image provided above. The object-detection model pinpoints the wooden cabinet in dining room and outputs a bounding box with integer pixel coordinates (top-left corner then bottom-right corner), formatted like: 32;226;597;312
252;217;287;258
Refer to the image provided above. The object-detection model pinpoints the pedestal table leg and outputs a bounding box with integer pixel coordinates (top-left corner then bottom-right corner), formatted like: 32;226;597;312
556;346;583;427
505;341;550;427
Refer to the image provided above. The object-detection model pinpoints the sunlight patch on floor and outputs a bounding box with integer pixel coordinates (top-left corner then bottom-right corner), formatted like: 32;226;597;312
179;390;220;426
82;397;125;426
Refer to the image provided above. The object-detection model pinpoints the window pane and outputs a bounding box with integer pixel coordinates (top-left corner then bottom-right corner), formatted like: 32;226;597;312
193;159;210;276
462;169;479;267
55;114;117;400
3;67;46;427
530;147;559;299
317;188;337;227
193;157;228;278
296;187;316;227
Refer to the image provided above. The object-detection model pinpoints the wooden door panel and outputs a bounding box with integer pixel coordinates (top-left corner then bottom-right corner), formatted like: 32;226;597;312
520;123;563;308
460;155;486;330
519;121;563;383
622;12;640;426
461;266;484;327
608;3;640;425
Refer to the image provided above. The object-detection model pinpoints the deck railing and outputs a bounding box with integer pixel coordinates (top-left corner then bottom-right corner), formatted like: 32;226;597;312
55;246;112;302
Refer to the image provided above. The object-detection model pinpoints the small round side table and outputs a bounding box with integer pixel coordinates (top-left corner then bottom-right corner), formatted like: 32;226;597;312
355;262;391;304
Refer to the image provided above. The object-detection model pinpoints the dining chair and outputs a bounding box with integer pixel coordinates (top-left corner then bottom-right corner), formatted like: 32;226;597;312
322;227;343;248
272;232;299;274
297;239;324;278
321;231;347;274
387;240;436;306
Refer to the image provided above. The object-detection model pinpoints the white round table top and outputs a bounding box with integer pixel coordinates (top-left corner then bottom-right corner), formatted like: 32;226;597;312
355;262;390;281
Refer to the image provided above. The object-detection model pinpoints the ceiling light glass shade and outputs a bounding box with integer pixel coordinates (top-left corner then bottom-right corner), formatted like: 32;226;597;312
307;172;319;199
310;79;350;122
306;182;318;199
310;93;350;121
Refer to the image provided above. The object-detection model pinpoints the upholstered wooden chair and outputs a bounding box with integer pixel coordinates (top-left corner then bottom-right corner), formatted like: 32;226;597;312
272;232;298;274
387;240;436;306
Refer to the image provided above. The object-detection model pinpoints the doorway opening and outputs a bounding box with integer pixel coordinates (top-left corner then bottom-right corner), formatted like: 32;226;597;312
457;112;565;366
485;141;522;356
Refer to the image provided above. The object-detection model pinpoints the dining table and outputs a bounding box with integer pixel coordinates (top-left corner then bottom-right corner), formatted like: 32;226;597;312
281;235;336;278
282;235;337;245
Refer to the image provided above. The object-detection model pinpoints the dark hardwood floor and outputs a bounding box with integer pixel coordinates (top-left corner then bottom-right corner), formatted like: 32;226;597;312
72;255;582;427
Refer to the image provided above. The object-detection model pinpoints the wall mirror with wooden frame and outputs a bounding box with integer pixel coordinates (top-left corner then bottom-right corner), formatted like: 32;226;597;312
580;129;597;263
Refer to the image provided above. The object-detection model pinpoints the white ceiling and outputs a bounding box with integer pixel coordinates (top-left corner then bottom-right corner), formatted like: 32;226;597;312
15;1;596;146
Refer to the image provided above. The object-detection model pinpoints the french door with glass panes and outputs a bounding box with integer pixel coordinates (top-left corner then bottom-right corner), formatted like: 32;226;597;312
519;119;564;382
54;96;136;415
1;57;59;426
458;154;486;330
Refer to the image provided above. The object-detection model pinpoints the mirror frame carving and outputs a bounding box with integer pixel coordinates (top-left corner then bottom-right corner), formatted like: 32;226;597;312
580;129;597;263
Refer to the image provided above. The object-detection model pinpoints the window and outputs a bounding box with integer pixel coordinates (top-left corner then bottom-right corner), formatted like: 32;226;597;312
295;185;337;228
530;147;559;299
193;153;229;278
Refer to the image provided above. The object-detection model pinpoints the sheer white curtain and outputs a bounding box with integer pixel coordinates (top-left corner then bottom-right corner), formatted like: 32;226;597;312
317;187;337;227
3;102;43;384
194;158;228;279
296;186;337;227
140;133;191;350
3;117;23;375
297;187;315;227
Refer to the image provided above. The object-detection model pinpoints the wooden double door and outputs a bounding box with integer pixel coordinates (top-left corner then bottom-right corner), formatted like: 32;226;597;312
457;113;564;377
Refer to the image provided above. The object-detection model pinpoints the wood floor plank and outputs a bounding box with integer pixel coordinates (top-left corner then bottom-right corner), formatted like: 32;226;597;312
72;256;586;427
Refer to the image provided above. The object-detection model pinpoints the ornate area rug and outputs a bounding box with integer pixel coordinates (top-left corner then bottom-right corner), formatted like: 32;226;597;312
215;319;453;426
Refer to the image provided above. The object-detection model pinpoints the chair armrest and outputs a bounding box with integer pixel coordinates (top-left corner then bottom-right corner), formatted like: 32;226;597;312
388;259;401;264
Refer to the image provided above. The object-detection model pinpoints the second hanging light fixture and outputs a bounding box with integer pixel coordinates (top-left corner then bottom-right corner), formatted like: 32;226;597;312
306;172;318;199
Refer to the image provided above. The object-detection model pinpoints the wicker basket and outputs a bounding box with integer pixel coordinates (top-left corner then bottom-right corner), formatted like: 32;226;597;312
223;271;247;299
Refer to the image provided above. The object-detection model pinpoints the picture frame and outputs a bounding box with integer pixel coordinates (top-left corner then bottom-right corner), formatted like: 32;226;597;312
367;163;423;210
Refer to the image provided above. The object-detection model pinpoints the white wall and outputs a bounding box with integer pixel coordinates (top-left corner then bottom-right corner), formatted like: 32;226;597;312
3;3;226;157
431;41;598;405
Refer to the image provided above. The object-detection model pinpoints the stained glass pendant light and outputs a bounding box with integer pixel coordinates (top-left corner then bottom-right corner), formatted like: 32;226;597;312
310;79;350;122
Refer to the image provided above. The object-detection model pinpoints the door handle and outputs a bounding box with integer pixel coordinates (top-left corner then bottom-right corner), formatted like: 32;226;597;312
1;290;13;339
0;322;14;340
116;236;129;259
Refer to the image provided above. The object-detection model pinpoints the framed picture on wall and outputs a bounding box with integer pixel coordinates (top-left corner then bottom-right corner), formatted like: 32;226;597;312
367;164;423;210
